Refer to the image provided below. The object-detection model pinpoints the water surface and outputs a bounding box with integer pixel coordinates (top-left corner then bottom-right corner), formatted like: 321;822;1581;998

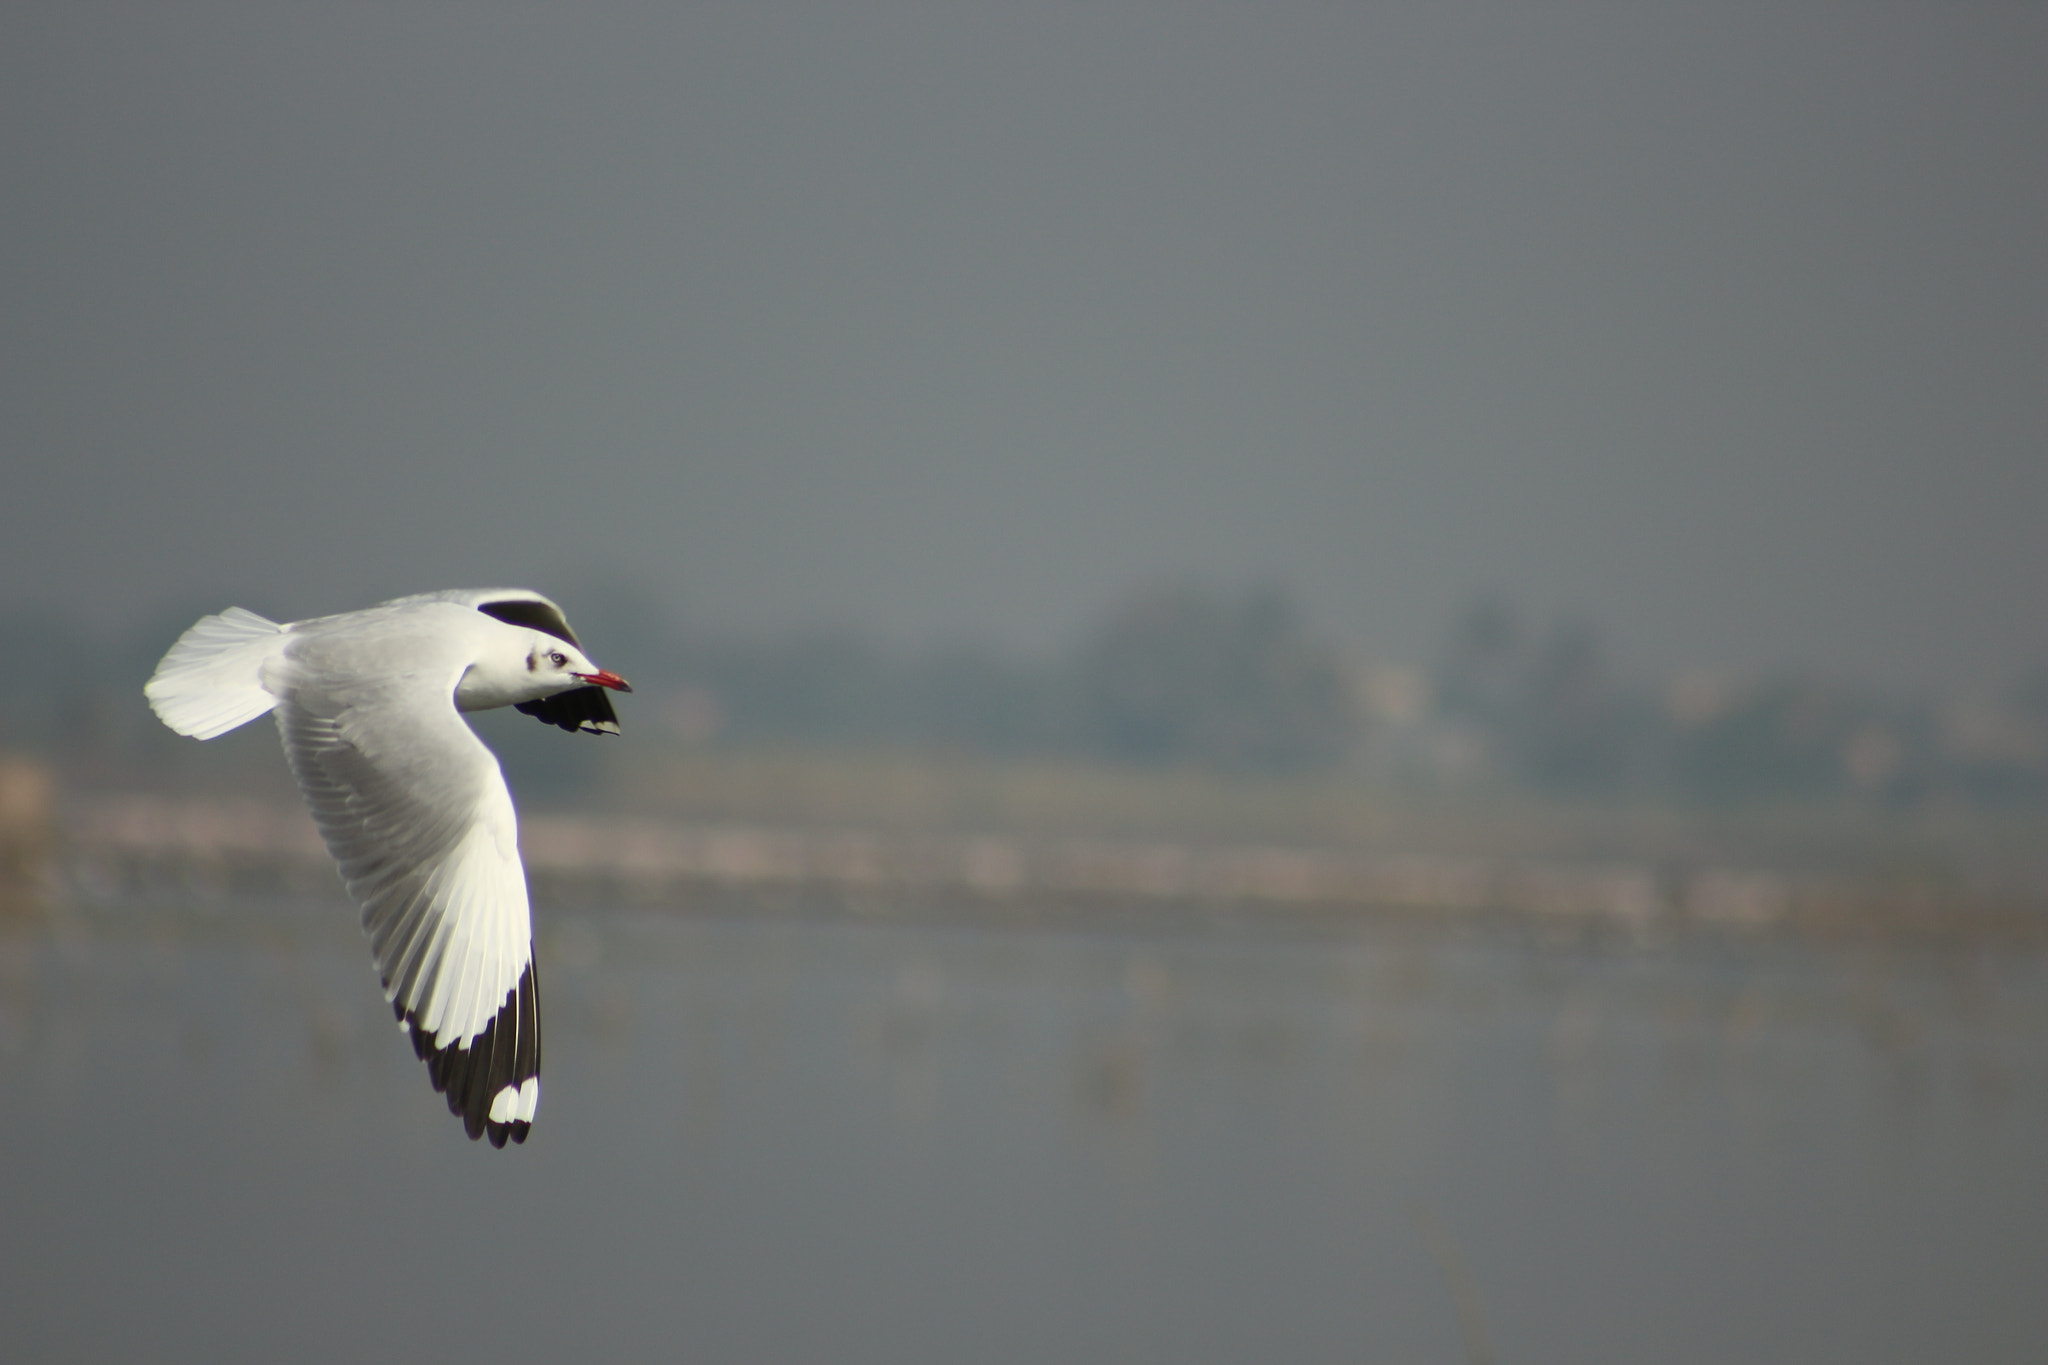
2;894;2043;1363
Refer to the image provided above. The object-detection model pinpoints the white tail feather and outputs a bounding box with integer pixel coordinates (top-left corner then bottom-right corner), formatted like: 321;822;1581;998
144;606;286;739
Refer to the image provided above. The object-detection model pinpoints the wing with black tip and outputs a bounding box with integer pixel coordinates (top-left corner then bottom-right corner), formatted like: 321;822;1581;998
273;644;542;1147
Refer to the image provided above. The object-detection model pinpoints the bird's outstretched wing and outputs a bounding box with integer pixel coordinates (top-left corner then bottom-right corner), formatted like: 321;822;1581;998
273;654;541;1146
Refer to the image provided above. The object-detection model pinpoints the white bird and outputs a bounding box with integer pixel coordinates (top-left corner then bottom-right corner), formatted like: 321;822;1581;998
145;588;632;1146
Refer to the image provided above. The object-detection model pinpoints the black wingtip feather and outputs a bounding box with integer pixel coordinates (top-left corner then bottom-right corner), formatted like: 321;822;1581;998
388;957;541;1147
514;685;621;735
475;598;580;646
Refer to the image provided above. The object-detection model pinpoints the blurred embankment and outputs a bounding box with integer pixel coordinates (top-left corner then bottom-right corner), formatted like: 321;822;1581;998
63;771;2048;946
0;755;53;914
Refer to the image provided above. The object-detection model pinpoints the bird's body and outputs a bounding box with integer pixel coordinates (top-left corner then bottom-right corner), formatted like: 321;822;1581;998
145;589;631;1146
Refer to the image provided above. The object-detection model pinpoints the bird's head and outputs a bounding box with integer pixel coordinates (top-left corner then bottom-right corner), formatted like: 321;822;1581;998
526;638;633;696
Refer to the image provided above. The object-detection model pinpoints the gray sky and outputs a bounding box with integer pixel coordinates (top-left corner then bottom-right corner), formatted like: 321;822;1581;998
3;1;2043;690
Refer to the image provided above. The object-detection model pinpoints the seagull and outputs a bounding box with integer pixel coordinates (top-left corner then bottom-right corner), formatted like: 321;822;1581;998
144;588;632;1146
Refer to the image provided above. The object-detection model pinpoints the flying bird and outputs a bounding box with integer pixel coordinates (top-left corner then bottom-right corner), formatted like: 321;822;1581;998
144;588;632;1146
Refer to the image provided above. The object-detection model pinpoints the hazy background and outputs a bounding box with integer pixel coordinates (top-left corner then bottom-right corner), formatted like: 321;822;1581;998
7;12;2048;1362
4;1;2043;694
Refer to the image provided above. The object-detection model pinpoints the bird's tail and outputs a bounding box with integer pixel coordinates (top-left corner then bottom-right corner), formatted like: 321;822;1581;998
144;606;286;739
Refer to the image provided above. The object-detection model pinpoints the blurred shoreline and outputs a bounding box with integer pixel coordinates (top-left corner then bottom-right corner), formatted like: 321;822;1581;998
55;781;2048;949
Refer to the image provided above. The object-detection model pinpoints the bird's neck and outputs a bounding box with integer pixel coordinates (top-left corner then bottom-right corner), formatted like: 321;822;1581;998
454;657;561;713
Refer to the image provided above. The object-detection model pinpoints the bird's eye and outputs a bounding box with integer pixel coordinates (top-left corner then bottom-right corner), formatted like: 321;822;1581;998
549;652;568;668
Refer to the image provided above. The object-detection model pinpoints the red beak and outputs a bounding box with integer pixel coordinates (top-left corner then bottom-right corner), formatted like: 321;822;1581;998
574;670;633;693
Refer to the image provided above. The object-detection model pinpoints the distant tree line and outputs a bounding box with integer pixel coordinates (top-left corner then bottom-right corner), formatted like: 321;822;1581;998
668;583;1355;775
641;585;2048;805
1425;597;2048;806
8;585;2048;807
